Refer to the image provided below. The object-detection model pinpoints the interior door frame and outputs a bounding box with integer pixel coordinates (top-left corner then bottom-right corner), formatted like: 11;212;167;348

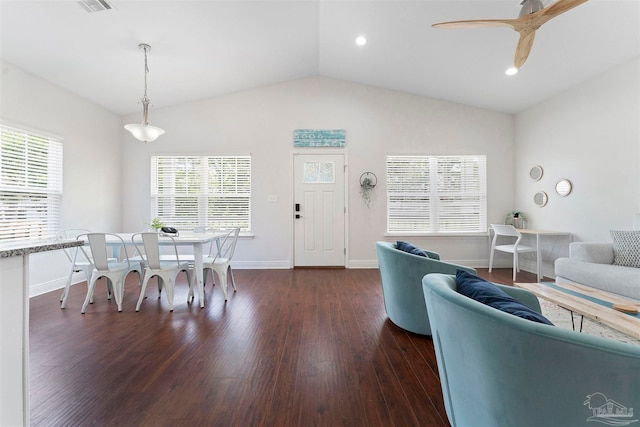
291;150;349;268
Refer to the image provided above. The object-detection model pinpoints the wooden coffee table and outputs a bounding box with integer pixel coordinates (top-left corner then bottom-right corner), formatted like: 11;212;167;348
514;281;640;339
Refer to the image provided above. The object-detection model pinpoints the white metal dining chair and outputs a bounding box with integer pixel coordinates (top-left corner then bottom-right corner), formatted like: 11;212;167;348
131;232;193;312
78;233;143;313
57;228;93;307
488;224;537;281
202;228;240;301
57;228;121;308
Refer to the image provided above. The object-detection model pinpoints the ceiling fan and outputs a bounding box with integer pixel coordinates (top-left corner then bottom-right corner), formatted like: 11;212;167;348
432;0;589;69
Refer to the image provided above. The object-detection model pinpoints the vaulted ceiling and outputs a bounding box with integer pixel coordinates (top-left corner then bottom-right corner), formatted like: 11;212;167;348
1;0;638;115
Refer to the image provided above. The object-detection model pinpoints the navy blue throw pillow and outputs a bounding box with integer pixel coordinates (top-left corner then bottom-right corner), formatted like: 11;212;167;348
396;241;429;258
455;270;554;326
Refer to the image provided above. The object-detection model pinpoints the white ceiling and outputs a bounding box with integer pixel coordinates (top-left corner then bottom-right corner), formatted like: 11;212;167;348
1;0;638;116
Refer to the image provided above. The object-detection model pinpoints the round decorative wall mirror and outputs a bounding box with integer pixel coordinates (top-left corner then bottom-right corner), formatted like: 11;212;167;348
534;191;548;207
555;179;572;197
529;165;543;181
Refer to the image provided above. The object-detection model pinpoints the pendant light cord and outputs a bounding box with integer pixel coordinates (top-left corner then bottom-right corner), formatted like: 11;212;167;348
124;42;165;141
143;45;149;99
139;44;151;125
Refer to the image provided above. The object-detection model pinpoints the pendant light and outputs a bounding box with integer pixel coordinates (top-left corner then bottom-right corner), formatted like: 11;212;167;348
124;43;165;143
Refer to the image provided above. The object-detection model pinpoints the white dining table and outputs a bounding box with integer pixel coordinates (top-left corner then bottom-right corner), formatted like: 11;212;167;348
87;232;224;308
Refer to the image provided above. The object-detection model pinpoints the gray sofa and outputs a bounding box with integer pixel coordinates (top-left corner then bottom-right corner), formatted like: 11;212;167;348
555;242;640;301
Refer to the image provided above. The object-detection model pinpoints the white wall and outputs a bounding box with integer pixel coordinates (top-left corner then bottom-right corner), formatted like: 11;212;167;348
515;58;640;276
0;60;122;295
121;77;515;269
7;56;636;290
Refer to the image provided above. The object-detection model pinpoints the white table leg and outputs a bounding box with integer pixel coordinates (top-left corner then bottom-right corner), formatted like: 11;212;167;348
193;242;205;308
536;234;542;281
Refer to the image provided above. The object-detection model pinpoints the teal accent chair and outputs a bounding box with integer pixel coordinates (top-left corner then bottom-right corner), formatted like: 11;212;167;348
375;241;476;335
422;273;640;427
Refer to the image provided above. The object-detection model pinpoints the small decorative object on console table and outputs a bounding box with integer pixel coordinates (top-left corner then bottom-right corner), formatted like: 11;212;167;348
505;210;527;229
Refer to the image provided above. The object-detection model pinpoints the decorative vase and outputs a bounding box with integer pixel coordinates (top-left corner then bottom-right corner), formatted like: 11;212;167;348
513;218;525;229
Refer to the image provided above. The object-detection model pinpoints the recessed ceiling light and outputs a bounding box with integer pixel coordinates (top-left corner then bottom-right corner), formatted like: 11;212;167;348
505;67;519;76
355;36;367;46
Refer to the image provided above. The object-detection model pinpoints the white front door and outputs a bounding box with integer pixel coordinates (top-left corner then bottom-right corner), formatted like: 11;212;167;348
293;153;345;267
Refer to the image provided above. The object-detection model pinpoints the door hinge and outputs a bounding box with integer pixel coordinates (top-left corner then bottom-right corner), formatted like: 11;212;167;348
344;248;346;255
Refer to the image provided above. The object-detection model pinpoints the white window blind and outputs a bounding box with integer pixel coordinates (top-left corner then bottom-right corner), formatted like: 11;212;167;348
387;155;486;233
0;125;63;241
151;155;251;231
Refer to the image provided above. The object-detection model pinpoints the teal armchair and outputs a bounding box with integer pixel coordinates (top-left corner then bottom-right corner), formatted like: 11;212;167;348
375;241;476;335
422;273;640;427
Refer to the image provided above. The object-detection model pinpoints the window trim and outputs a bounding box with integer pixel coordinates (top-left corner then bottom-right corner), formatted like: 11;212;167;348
150;155;252;231
0;123;63;242
386;154;487;235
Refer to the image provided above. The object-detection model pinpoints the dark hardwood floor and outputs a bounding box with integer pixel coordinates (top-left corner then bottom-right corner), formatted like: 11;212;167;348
29;267;540;426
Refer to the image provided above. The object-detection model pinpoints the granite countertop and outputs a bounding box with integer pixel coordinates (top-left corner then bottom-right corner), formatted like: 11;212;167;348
0;239;83;258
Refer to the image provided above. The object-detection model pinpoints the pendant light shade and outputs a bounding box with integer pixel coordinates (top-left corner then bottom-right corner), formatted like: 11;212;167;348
124;123;165;142
125;43;165;143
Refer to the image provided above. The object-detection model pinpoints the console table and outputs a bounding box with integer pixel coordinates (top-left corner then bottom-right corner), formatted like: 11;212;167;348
0;239;82;426
517;229;572;281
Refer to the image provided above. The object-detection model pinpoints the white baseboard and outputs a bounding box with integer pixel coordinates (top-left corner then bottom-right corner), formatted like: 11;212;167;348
348;260;379;269
483;259;554;279
29;272;84;298
230;260;292;269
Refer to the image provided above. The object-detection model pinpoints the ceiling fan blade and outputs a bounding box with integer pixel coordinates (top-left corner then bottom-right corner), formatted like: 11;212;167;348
541;0;589;20
432;19;517;30
432;0;588;69
514;30;536;68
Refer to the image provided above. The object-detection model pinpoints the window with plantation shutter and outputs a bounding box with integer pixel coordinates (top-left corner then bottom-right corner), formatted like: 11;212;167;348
387;155;486;234
0;125;63;241
151;155;251;231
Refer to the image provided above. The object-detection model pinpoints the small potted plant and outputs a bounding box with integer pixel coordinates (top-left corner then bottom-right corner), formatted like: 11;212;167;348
146;217;164;231
505;210;527;229
359;172;377;208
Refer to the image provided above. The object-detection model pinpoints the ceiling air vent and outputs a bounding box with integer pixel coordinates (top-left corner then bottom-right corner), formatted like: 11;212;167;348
78;0;114;13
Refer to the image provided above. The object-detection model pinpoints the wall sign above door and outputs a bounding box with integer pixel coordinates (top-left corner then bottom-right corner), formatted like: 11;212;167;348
293;129;345;147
